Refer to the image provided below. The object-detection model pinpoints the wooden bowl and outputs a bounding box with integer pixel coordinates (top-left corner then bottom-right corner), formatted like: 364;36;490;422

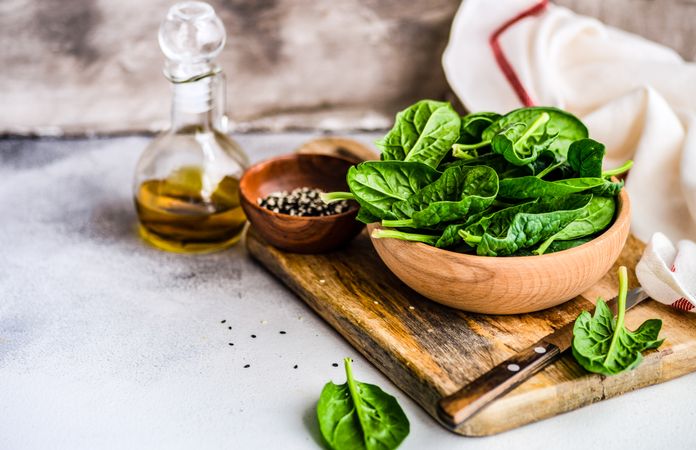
368;189;631;314
239;153;364;253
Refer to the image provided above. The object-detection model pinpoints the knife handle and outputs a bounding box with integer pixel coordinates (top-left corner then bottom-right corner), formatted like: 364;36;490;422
437;341;560;429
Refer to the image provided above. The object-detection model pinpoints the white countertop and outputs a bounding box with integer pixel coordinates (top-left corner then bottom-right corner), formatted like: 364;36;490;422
1;133;695;450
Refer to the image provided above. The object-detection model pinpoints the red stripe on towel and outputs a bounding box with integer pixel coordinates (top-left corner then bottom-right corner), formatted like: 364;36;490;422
671;297;694;312
489;0;549;107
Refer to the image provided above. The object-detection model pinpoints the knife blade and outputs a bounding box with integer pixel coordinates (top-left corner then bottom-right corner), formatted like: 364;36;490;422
437;287;650;430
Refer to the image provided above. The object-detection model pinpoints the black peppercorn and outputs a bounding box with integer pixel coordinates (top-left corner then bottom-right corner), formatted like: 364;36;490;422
257;187;350;217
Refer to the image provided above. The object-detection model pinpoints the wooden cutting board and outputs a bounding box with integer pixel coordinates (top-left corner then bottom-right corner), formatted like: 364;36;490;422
247;228;696;436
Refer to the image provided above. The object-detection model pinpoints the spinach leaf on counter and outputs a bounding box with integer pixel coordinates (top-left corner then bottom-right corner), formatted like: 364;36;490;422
572;267;664;376
383;165;498;229
317;358;409;450
377;100;460;168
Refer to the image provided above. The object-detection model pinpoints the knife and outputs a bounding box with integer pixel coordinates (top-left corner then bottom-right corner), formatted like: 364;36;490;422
436;287;650;430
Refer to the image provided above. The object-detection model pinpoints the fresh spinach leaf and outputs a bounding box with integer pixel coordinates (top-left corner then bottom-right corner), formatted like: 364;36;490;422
355;208;382;225
373;220;478;249
383;165;498;228
322;192;355;202
443;153;525;178
447;147;548;180
342;161;440;221
489;115;560;166
453;107;585;169
514;236;595;255
567;138;605;178
459;194;592;256
482;106;588;156
534;195;615;255
543;235;595;253
498;176;620;199
317;358;409;450
450;144;482;161
590;178;624;196
433;222;471;248
522;138;605;180
377;100;461;168
371;228;439;246
602;160;633;178
572;267;664;376
402;201;542;250
458;112;501;143
528;150;569;179
464;200;540;238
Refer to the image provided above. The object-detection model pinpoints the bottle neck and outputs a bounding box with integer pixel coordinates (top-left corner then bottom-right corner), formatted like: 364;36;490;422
169;74;223;132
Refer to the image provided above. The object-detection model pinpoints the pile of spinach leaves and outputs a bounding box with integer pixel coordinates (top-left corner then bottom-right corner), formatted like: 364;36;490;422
324;100;632;257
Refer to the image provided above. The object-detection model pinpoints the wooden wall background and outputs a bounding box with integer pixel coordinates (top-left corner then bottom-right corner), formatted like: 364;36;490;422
1;0;694;136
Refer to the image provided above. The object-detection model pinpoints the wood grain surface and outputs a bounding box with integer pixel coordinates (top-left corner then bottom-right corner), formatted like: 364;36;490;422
247;229;696;435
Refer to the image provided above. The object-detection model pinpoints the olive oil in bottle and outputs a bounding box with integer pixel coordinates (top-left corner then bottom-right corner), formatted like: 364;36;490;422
133;2;249;253
135;167;246;253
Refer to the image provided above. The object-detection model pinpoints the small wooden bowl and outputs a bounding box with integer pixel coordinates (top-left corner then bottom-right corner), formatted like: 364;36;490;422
368;189;631;314
239;153;364;253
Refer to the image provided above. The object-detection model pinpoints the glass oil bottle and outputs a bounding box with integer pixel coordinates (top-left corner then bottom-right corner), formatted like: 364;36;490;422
134;1;248;253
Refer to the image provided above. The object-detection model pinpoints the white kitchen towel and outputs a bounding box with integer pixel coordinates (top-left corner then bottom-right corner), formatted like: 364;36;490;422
636;233;696;312
443;0;696;243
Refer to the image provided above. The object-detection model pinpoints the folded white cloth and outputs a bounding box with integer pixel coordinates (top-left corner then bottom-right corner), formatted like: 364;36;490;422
636;233;696;312
443;0;696;243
